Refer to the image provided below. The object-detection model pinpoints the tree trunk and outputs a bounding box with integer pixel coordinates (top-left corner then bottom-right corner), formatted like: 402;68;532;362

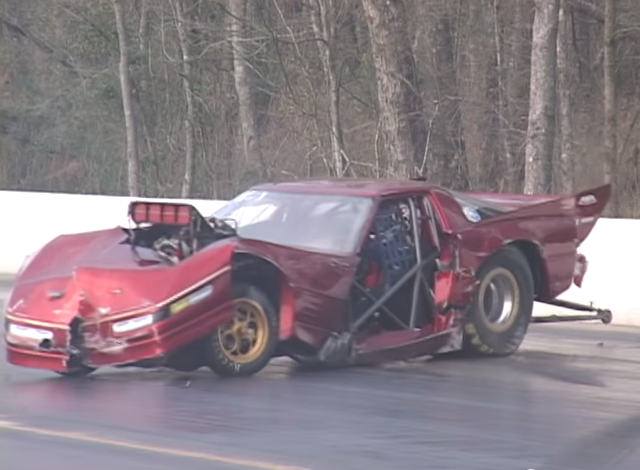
603;0;618;215
491;0;513;190
309;0;348;177
428;6;468;188
138;0;150;55
524;0;559;194
113;0;140;196
556;0;575;193
460;0;491;190
505;0;533;192
360;0;426;178
228;0;266;180
174;0;196;197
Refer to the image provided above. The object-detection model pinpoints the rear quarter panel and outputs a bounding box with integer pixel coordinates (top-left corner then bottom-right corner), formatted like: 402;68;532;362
457;216;577;299
430;189;579;300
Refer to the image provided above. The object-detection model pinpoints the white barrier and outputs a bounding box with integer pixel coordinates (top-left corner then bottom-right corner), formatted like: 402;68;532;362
1;190;638;327
0;190;228;275
534;217;640;327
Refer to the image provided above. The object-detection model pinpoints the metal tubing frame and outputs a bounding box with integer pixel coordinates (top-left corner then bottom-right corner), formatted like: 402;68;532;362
350;196;439;334
351;254;438;332
533;298;612;324
532;314;609;323
540;298;600;312
353;283;409;329
408;198;422;329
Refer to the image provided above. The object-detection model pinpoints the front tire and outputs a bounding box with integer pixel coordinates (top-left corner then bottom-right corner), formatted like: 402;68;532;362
461;246;534;357
205;283;279;377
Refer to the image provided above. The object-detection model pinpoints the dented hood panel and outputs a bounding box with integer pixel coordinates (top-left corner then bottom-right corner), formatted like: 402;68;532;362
7;227;236;325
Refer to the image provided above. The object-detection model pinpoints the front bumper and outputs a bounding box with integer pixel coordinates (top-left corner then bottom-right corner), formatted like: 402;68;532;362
5;299;235;372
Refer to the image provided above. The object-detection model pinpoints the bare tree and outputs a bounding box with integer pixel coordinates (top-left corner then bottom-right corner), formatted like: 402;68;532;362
4;0;640;210
524;0;559;194
603;0;618;214
173;0;196;197
113;0;141;196
360;0;426;178
459;0;492;190
228;0;266;179
556;0;575;193
504;0;533;192
138;0;150;55
308;0;348;176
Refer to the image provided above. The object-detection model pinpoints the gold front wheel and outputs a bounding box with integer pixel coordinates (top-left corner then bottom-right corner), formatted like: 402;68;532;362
207;283;278;377
218;299;270;364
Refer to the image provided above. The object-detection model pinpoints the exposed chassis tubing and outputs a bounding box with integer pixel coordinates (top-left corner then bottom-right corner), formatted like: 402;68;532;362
351;197;438;333
318;197;440;364
533;298;613;325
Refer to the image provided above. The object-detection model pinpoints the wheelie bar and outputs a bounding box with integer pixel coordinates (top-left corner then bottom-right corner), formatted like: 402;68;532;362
532;298;613;325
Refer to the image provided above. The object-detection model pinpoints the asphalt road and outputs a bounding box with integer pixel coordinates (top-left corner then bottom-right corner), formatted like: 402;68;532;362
2;279;640;470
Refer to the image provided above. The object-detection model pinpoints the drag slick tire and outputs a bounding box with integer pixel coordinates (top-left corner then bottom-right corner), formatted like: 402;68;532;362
461;246;534;357
205;283;279;377
55;365;96;378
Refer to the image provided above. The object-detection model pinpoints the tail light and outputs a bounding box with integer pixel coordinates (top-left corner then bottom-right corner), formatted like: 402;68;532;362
573;253;588;288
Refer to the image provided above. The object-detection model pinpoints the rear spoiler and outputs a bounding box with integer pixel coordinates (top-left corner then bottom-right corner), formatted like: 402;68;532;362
475;184;611;246
571;184;612;244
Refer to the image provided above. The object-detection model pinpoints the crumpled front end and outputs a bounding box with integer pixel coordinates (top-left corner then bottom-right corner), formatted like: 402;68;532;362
5;318;79;372
5;262;234;373
5;274;86;372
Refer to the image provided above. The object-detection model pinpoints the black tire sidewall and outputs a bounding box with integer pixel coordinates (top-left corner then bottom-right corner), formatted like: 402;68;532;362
463;246;534;356
206;283;279;377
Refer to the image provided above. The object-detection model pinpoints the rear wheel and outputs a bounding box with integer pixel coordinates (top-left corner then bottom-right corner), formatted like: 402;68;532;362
461;246;534;357
205;283;279;377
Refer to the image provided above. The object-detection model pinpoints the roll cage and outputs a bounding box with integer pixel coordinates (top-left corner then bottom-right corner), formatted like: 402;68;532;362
347;192;444;333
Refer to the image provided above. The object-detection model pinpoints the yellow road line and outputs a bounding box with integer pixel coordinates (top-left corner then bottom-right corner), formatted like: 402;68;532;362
0;418;311;470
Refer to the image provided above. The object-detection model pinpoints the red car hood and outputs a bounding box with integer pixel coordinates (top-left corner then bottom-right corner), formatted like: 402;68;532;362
7;227;235;325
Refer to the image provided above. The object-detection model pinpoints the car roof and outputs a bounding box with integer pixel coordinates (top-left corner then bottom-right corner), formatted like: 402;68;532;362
250;178;440;197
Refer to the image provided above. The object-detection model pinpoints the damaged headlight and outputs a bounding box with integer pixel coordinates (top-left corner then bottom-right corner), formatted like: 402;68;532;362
111;284;214;334
7;323;54;341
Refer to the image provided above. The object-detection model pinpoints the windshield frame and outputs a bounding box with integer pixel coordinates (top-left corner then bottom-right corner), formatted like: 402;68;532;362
212;189;376;256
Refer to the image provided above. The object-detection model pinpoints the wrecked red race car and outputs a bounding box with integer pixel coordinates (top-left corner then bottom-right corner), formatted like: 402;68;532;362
5;179;613;378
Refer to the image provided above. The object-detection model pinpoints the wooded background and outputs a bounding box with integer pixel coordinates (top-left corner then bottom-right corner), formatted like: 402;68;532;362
0;0;638;216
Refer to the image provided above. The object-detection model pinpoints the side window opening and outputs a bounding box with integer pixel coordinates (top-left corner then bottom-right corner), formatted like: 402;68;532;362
351;196;438;333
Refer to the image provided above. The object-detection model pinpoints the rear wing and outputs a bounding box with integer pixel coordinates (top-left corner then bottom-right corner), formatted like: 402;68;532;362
475;184;611;246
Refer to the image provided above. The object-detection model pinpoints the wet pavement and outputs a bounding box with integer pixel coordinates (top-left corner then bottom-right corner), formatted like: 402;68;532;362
2;279;640;470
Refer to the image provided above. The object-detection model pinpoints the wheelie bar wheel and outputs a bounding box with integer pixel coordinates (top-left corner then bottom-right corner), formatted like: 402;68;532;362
599;309;613;325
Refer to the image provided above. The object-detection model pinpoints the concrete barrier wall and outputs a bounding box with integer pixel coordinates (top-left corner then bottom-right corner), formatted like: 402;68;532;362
0;190;638;326
533;217;640;327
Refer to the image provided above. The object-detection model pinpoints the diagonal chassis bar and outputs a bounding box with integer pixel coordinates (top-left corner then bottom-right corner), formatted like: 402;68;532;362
350;198;439;333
